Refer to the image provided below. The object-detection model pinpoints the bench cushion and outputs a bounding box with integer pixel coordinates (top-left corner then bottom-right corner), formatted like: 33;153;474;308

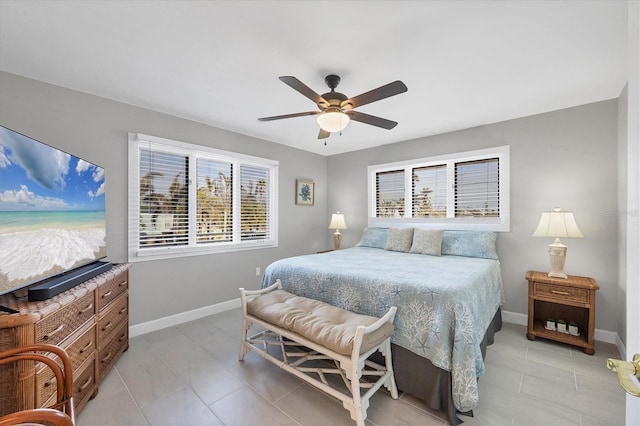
247;290;394;356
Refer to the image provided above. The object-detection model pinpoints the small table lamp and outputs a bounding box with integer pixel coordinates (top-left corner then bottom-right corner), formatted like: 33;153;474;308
532;207;584;279
328;212;347;250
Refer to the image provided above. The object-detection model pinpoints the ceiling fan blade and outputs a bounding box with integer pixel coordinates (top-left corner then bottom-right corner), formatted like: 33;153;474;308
258;111;321;121
346;110;398;130
318;128;331;139
342;80;408;109
279;76;329;107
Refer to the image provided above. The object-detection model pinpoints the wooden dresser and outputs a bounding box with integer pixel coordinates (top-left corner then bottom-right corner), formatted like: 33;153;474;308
0;263;130;416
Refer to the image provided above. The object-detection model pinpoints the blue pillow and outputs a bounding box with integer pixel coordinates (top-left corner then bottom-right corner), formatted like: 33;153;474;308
441;231;498;259
356;227;389;249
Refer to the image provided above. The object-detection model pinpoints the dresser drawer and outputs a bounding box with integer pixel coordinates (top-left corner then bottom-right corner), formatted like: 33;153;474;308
64;323;96;372
35;361;57;407
98;321;128;381
35;291;95;346
73;357;97;410
97;292;128;345
98;270;129;312
41;356;96;412
534;282;589;303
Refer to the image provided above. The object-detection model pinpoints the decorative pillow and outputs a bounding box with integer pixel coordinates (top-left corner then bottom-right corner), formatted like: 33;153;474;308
384;227;414;252
441;231;499;259
409;228;444;256
356;227;389;249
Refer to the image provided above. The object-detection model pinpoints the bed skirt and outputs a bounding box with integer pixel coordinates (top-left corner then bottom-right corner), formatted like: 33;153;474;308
372;308;502;425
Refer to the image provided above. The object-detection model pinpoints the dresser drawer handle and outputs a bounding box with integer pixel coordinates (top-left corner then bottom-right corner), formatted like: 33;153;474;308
79;303;93;315
119;281;127;287
101;351;113;363
102;290;113;299
79;340;93;354
118;332;127;342
118;306;127;315
78;377;93;391
550;290;570;296
102;321;113;332
43;324;64;341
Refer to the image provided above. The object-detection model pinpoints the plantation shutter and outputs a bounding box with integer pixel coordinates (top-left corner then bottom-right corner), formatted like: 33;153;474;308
454;158;500;217
411;165;447;218
240;165;270;241
138;148;189;248
376;170;405;218
196;159;233;243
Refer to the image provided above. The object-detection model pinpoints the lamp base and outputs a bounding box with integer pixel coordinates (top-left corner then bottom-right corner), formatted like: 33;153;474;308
547;239;568;279
333;232;341;250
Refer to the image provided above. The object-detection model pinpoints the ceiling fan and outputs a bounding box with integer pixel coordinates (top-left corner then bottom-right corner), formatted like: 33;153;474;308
258;75;408;140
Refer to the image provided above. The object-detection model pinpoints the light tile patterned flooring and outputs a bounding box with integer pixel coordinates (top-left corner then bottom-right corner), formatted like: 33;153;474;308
77;308;626;425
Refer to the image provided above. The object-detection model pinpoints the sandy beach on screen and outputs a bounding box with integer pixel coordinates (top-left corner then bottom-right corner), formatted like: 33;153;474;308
0;226;106;294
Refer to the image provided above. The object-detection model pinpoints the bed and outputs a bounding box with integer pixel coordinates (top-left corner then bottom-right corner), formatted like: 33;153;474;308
261;227;504;424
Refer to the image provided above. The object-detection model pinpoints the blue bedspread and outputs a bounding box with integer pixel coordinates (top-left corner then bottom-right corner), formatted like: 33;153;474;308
261;246;504;412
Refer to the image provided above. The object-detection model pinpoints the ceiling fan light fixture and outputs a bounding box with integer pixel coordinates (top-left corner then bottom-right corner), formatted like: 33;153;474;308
317;110;350;133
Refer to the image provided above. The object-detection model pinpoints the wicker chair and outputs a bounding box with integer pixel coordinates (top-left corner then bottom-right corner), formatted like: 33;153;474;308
0;344;75;426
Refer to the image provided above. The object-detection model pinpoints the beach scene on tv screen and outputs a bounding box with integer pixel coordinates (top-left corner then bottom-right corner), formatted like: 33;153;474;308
0;126;106;295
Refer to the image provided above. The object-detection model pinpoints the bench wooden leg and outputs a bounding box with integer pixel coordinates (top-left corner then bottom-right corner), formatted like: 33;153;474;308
239;316;250;361
382;340;398;399
342;360;368;426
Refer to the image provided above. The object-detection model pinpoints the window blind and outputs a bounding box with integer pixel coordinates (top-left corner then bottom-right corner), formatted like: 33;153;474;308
412;165;447;218
376;170;405;218
139;148;189;248
196;159;232;243
240;165;270;241
454;158;499;217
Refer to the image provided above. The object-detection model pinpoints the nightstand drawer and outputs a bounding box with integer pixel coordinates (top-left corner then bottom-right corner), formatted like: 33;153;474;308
534;282;588;303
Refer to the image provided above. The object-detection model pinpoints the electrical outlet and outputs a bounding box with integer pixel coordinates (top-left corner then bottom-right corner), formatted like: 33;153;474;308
255;267;261;276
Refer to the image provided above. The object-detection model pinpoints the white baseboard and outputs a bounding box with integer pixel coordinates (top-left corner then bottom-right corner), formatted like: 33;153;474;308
501;310;528;326
129;303;622;350
501;309;620;346
129;298;240;338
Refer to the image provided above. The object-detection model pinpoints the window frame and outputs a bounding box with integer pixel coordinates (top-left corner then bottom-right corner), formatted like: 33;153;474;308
367;146;510;231
128;133;279;262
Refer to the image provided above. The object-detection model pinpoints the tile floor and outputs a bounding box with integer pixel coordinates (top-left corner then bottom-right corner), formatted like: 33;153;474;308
77;309;626;426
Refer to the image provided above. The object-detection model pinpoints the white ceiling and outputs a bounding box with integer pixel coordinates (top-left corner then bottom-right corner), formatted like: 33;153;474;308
0;0;628;156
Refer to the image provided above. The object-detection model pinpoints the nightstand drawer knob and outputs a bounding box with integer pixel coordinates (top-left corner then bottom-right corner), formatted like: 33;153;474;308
550;289;570;296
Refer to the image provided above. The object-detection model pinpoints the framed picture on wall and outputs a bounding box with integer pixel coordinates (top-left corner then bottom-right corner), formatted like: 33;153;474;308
296;179;314;206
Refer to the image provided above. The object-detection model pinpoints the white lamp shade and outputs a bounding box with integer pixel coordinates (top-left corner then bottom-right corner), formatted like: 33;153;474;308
328;213;347;230
532;208;584;238
317;111;350;133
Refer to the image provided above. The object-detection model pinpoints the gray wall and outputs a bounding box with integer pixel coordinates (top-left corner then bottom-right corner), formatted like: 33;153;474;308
327;100;620;332
0;71;329;325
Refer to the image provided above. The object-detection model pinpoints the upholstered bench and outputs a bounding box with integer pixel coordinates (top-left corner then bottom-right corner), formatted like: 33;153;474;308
239;280;398;426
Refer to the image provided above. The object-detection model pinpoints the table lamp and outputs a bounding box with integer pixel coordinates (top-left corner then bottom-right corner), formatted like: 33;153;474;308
328;212;347;250
532;207;583;279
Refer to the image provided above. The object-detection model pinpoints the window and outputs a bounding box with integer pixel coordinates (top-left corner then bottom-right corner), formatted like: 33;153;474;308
368;146;509;231
128;133;278;261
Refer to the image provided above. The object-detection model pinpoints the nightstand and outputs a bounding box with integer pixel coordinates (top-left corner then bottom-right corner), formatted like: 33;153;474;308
525;270;599;354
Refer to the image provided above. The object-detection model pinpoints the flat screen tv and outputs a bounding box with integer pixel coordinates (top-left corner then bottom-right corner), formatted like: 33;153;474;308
0;125;110;305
